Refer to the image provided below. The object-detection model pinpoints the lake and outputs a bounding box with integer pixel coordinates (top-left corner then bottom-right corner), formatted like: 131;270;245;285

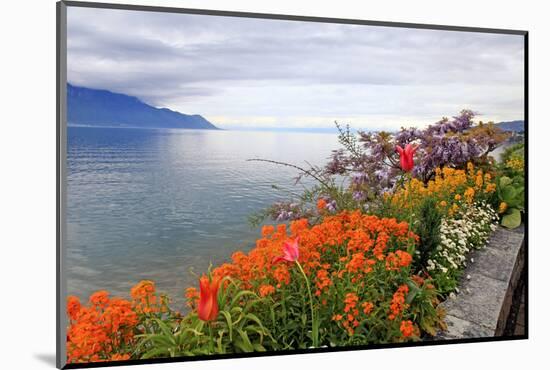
66;127;339;308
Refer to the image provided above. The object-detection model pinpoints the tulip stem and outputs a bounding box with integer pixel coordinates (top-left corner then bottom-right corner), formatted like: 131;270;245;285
208;322;214;353
400;172;415;253
296;261;318;348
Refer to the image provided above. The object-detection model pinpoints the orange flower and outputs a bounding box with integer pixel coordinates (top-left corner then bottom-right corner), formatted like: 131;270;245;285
389;284;409;320
198;275;221;321
485;183;496;193
185;287;200;308
362;301;374;315
400;320;414;337
66;290;138;364
346;253;367;273
89;290;109;308
67;296;81;320
273;264;291;287
343;293;359;315
317;198;327;211
259;284;276;297
315;269;332;292
130;280;156;300
396;250;412;267
261;225;275;237
110;353;130;361
130;280;158;313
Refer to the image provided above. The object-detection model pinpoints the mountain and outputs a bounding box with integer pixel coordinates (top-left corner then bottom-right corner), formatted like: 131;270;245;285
67;84;218;130
495;120;524;132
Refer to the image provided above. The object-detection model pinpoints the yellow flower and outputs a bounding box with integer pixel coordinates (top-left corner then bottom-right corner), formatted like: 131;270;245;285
485;183;496;193
475;174;484;189
467;162;475;176
448;203;460;216
439;201;447;207
464;187;475;204
454;194;462;201
506;158;524;172
498;202;508;214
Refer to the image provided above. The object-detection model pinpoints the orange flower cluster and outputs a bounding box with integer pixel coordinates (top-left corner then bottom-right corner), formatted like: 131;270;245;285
388;284;409;320
341;293;361;334
66;292;137;363
385;250;413;271
66;280;170;363
259;284;276;297
333;293;376;335
185;286;200;308
315;268;332;296
400;320;414;337
205;211;417;302
362;301;374;315
130;280;169;314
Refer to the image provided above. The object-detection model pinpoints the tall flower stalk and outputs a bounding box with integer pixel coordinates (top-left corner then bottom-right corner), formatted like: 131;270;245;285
396;144;417;252
272;237;319;347
296;260;319;347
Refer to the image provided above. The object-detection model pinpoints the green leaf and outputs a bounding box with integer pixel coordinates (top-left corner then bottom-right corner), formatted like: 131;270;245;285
230;290;258;308
253;343;266;351
244;313;265;328
220;310;233;341
501;186;517;202
499;176;512;187
142;347;170;359
502;208;522;228
235;329;254;352
155;319;176;345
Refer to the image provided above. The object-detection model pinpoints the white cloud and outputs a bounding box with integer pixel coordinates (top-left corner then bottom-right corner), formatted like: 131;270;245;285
67;6;524;130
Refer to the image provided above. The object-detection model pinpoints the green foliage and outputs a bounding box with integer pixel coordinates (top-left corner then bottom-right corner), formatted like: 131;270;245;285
413;197;442;273
500;142;525;163
136;278;275;358
496;175;524;229
405;279;446;336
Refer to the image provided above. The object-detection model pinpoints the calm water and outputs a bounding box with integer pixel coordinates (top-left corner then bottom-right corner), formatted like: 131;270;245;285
67;127;339;308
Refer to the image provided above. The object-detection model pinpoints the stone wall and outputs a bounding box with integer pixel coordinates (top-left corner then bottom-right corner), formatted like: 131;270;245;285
435;225;525;339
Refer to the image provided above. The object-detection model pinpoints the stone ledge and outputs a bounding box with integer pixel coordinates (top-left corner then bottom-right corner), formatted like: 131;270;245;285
434;225;525;340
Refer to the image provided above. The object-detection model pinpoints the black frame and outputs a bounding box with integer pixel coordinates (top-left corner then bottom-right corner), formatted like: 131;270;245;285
56;1;529;368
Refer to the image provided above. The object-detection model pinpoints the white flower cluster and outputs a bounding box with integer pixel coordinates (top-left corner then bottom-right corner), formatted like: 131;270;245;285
427;202;498;276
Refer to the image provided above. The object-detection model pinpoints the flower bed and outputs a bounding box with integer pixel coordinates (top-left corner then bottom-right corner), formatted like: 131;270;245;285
65;111;525;363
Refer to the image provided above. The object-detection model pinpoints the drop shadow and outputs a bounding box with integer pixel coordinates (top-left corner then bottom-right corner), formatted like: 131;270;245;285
34;353;57;367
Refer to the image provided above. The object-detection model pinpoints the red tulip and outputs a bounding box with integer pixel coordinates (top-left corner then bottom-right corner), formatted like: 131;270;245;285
198;275;221;321
395;144;417;172
272;237;300;264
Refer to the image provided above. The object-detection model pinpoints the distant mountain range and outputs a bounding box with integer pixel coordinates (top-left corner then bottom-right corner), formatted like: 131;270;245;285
495;120;524;132
67;84;218;130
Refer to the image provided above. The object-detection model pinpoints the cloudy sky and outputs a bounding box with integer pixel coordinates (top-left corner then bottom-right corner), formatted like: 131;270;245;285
67;7;524;130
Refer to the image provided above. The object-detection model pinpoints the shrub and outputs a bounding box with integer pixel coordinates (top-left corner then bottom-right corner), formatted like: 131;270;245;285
494;142;525;229
495;175;525;229
414;197;442;273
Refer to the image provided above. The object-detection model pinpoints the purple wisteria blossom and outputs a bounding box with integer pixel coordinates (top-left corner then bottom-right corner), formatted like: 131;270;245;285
324;110;509;195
